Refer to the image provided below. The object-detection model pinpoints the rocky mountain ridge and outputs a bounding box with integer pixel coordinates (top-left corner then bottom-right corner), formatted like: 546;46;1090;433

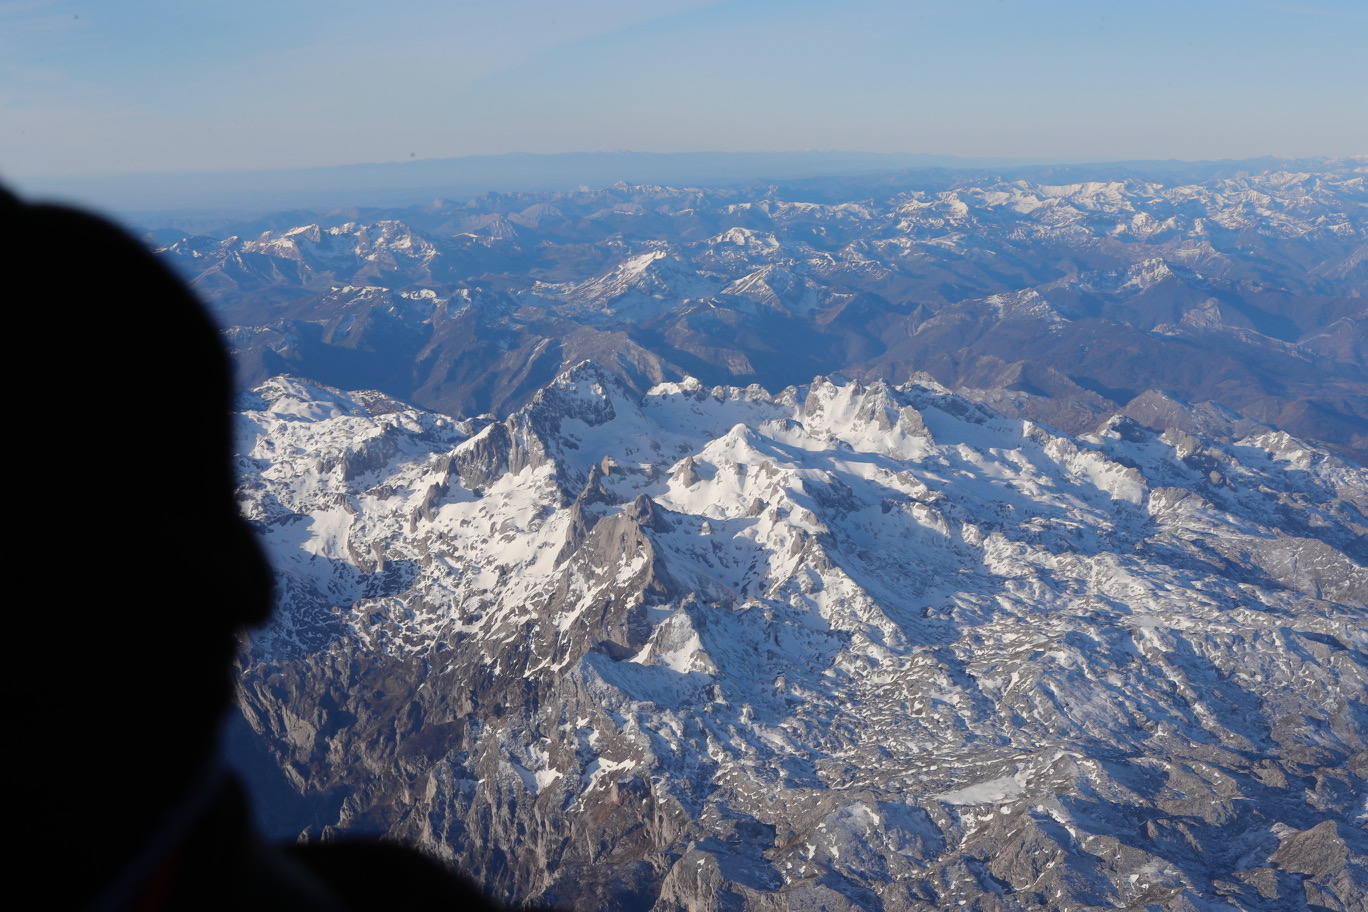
232;363;1367;911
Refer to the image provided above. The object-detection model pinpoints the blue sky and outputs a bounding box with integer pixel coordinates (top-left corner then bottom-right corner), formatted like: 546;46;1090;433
2;0;1365;176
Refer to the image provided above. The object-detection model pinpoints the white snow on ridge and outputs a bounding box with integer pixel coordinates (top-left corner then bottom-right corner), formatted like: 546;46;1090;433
233;361;1368;910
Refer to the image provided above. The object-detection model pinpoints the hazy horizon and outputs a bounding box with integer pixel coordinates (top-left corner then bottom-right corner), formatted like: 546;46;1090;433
4;0;1365;181
15;146;1360;184
13;148;1359;230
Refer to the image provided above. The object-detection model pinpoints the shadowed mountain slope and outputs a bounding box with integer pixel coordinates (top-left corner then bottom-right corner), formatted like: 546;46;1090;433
159;161;1368;462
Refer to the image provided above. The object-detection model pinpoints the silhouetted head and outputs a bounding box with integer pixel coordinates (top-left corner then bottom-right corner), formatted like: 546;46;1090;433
3;186;273;902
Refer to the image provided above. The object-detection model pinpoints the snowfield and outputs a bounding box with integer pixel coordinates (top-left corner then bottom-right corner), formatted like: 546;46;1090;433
232;363;1367;911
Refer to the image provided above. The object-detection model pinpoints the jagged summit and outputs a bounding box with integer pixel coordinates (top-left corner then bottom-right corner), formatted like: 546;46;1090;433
233;367;1366;910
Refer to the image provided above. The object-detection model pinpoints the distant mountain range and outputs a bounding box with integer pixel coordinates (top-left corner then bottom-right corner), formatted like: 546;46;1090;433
156;159;1368;462
20;150;1361;232
19;150;1029;226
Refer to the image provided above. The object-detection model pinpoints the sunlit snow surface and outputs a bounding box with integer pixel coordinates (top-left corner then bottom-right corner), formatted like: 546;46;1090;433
233;364;1367;911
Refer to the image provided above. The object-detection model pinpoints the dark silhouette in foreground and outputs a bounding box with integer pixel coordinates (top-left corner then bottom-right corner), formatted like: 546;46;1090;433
2;185;506;910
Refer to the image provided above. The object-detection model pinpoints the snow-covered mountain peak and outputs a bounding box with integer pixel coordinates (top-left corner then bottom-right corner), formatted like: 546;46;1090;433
1120;256;1176;290
232;364;1367;909
532;359;640;420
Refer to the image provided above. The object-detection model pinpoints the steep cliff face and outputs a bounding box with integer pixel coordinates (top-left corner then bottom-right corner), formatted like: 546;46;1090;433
233;365;1367;911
